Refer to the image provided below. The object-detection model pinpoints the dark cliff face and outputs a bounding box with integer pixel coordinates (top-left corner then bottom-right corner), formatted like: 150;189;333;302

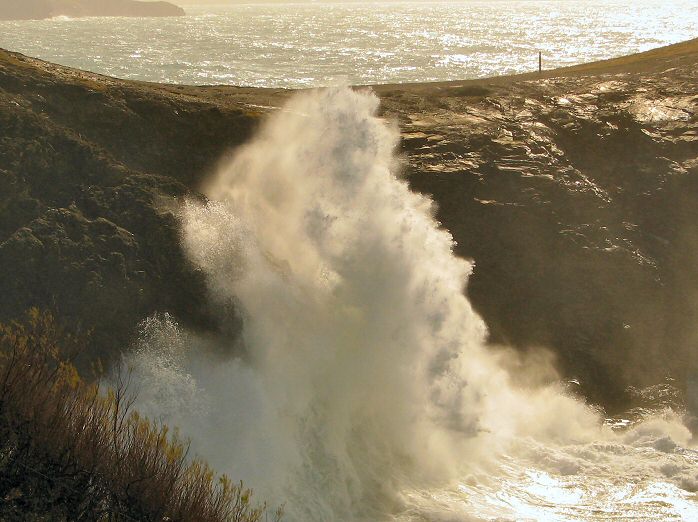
0;49;261;363
1;44;697;411
0;0;184;20
376;44;698;410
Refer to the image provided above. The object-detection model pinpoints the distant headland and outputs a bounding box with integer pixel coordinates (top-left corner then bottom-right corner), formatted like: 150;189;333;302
0;0;185;20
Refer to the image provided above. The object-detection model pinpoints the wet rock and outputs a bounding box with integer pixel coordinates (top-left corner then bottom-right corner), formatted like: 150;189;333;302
379;51;698;410
0;48;263;365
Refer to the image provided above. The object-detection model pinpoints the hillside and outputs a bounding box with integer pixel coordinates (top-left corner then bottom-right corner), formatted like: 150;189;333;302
0;0;184;20
1;41;697;412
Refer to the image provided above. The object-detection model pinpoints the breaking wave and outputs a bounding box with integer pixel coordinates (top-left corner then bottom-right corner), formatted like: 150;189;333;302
124;87;697;520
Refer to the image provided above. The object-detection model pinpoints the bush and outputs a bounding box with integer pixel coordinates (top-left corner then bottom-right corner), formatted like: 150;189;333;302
0;309;278;521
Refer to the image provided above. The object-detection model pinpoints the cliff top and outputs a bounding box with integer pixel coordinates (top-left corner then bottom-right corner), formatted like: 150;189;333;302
1;39;697;411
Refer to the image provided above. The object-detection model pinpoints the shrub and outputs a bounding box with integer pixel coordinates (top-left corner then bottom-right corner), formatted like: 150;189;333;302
0;309;279;521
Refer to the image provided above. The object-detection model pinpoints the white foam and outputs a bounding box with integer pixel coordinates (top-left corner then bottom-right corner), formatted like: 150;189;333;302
123;87;695;520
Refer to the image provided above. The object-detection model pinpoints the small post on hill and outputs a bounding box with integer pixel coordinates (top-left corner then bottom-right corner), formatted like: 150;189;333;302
538;51;542;73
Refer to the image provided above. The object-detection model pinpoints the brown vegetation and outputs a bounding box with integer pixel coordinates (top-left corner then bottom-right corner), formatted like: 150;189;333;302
0;310;278;521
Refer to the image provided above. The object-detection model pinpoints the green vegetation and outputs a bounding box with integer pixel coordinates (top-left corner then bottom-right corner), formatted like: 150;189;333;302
0;310;279;521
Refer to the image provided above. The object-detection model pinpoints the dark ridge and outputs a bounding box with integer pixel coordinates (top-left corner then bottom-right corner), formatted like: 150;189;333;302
0;0;185;20
0;48;264;365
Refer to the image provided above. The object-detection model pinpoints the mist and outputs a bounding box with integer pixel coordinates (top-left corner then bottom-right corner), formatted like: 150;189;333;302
118;86;698;521
122;86;620;519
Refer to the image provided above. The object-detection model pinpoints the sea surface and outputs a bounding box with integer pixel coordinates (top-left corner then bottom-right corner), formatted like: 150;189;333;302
1;1;698;87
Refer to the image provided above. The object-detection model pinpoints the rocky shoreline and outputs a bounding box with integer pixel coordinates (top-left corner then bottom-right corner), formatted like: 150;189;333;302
1;40;697;412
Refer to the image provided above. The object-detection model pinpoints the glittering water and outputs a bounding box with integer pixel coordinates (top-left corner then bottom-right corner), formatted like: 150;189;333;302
1;1;697;87
417;427;698;521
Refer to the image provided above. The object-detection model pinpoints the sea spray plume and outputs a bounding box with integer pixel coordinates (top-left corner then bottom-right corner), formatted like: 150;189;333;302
184;86;495;436
181;87;498;516
126;313;206;420
134;87;601;520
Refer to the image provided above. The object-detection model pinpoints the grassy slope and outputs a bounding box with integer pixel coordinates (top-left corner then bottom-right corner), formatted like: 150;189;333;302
375;36;698;91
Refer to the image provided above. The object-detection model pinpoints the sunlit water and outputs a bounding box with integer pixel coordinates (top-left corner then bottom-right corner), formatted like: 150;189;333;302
403;428;698;521
1;1;698;87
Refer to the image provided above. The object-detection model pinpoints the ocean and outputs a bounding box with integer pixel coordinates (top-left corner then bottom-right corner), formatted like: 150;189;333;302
3;2;698;520
1;1;697;87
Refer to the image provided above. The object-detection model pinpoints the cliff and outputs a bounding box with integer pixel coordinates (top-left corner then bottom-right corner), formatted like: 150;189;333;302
1;40;697;411
0;0;184;20
377;38;698;409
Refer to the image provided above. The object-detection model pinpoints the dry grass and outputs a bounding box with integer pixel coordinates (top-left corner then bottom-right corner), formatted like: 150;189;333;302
449;85;491;97
0;309;280;521
557;37;698;74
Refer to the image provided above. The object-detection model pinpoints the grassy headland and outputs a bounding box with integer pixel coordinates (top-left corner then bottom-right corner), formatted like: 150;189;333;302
0;38;697;429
